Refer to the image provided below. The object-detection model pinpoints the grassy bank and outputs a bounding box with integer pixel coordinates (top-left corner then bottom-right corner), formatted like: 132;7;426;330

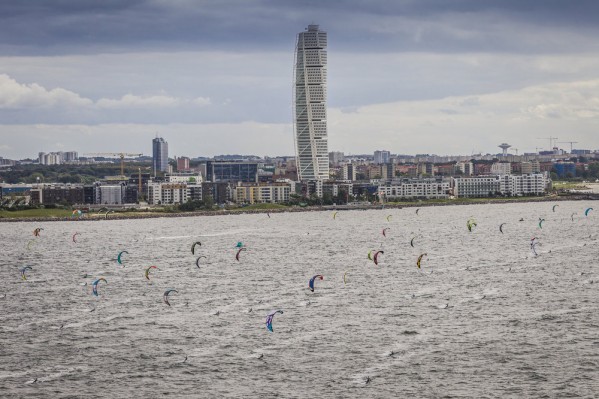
0;208;73;219
552;181;590;190
0;194;588;222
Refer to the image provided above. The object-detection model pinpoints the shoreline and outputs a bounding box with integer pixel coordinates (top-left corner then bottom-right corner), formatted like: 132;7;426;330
0;195;595;223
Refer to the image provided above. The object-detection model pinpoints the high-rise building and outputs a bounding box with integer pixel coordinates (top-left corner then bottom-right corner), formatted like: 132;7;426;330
374;150;391;164
293;24;329;181
342;163;357;181
152;136;168;175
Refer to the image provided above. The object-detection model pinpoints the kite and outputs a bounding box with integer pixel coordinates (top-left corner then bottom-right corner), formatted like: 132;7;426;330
236;247;246;261
163;289;178;306
417;253;427;269
195;256;207;268
309;275;324;292
117;251;129;266
266;310;284;332
92;278;107;296
373;250;384;265
191;241;202;255
499;223;506;234
145;266;158;280
20;266;33;281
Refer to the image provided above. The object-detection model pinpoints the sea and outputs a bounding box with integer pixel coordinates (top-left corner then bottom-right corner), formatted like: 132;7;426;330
0;201;597;398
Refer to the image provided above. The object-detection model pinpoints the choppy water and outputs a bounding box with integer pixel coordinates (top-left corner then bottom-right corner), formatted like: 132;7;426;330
1;201;598;398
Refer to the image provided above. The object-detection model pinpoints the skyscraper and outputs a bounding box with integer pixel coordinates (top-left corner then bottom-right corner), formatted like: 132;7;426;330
374;150;391;164
293;24;329;181
152;136;168;175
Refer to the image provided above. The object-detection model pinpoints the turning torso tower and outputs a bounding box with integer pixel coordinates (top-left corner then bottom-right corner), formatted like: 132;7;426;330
293;24;329;181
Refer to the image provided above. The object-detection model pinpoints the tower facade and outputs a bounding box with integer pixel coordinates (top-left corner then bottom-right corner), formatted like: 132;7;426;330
152;136;168;175
294;24;329;181
374;150;391;164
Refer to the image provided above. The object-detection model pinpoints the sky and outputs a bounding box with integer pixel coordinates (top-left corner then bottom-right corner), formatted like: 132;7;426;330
1;0;599;159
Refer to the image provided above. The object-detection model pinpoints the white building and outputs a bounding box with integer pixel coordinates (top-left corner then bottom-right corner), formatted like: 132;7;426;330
96;185;125;205
491;162;512;175
498;174;549;196
456;161;474;175
166;172;203;184
147;182;187;205
323;181;353;198
38;152;62;165
452;173;548;197
294;24;329;181
521;160;541;174
378;180;450;200
234;183;292;204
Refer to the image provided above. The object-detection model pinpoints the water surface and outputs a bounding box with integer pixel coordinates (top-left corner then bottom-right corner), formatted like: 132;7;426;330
1;201;598;397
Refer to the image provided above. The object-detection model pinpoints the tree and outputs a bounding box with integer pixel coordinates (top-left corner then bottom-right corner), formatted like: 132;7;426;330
202;196;214;209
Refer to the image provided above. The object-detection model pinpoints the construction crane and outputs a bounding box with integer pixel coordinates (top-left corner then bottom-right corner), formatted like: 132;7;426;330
512;148;519;155
557;141;578;153
536;137;558;151
83;153;143;178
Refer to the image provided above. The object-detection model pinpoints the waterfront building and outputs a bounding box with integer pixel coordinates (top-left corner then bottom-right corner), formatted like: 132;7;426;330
451;176;501;198
378;179;450;200
29;184;80;205
322;181;353;199
293;24;329;181
234;182;292;204
96;184;125;205
452;173;549;197
147;182;187;205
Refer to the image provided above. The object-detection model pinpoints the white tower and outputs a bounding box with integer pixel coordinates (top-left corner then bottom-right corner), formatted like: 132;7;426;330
498;143;511;156
293;24;329;181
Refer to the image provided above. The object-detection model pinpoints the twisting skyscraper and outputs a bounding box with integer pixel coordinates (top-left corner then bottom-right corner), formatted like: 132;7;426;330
293;24;329;181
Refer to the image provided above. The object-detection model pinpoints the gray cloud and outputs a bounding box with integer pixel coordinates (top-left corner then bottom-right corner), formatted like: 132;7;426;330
1;1;599;55
1;1;599;159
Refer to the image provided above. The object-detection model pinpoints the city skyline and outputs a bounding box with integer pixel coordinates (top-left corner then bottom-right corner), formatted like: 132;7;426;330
1;1;599;159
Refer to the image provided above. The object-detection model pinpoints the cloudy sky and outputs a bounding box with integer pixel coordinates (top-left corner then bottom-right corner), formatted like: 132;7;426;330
1;0;599;159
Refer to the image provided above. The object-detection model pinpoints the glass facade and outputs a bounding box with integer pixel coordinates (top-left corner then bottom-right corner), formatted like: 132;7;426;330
152;137;168;174
206;161;258;183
